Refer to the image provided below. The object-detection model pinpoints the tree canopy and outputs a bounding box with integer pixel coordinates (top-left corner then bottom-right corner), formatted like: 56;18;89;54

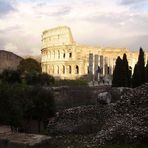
112;54;131;87
0;83;55;132
18;58;42;74
0;69;21;84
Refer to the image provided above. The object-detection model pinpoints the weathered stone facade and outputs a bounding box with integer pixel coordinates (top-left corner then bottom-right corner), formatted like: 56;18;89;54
0;50;23;73
41;26;148;80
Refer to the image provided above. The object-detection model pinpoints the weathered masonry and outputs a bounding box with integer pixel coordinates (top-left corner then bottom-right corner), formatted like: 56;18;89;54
41;26;148;81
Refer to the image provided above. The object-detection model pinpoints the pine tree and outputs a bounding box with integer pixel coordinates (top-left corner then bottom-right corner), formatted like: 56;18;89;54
112;56;122;87
132;47;145;87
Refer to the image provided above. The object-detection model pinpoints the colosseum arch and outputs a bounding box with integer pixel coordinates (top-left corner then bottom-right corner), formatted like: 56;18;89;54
51;50;54;59
53;50;56;59
48;51;51;59
68;65;72;74
62;50;66;59
63;65;65;74
58;50;60;59
76;65;79;74
50;65;54;74
54;65;59;74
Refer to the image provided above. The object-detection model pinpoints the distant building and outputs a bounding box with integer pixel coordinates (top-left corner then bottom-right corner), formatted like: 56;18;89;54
41;26;148;81
0;50;23;73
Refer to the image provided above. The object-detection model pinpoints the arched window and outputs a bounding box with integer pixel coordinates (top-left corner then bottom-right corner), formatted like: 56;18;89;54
69;52;72;58
68;65;72;74
63;53;65;58
63;65;65;74
76;65;79;74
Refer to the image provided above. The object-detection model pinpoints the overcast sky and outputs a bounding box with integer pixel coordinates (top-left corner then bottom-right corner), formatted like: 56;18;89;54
0;0;148;56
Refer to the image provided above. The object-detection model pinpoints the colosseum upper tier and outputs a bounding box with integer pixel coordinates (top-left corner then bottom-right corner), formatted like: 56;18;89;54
41;26;148;80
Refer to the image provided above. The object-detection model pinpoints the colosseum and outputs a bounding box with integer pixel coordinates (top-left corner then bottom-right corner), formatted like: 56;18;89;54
41;26;148;83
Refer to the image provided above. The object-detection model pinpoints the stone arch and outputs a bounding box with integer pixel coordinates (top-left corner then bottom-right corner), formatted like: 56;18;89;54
55;65;59;74
51;65;54;74
58;50;60;59
51;50;54;59
68;65;72;74
76;65;79;74
69;52;72;58
62;50;66;58
48;51;51;59
53;50;55;59
63;65;65;74
57;65;59;74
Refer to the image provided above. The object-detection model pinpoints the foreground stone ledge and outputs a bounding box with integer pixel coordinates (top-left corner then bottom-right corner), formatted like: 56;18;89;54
0;133;51;148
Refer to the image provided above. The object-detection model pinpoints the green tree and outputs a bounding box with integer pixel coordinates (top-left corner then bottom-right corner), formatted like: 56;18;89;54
0;83;24;131
112;56;122;87
0;69;21;84
18;58;41;74
25;72;55;86
39;73;55;86
25;72;40;85
132;47;145;87
29;86;55;133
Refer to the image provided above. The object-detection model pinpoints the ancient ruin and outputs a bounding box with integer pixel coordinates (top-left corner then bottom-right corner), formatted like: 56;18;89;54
41;26;148;81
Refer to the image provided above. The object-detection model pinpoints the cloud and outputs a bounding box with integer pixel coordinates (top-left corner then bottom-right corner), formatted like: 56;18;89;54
0;0;15;16
0;0;148;56
120;0;148;5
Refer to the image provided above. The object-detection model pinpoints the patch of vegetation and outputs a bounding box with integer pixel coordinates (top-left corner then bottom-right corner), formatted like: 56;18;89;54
54;79;88;86
0;82;56;133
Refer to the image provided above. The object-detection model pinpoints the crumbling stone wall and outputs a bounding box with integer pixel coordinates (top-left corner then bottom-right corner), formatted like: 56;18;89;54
54;85;110;110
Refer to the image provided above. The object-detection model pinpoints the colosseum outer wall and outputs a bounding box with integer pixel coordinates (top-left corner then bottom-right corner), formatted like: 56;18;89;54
41;26;148;80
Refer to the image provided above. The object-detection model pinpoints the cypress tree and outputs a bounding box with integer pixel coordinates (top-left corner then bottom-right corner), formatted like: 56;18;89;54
112;56;122;87
132;47;145;87
121;54;131;87
145;61;148;83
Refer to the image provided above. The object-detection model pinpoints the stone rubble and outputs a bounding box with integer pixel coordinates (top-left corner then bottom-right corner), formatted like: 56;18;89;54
48;83;148;146
95;83;148;146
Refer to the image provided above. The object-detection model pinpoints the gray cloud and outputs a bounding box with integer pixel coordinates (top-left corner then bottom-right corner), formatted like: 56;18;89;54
0;0;15;16
120;0;148;5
